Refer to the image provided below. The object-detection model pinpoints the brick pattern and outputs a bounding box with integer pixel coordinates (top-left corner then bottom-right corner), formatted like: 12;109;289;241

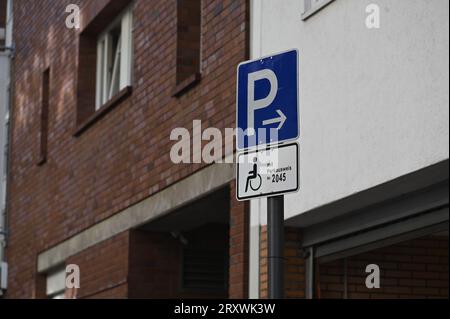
7;0;249;298
229;183;249;298
128;224;229;299
259;225;267;297
259;229;448;299
319;235;449;299
284;228;306;298
128;230;182;299
32;217;234;299
259;226;305;299
64;232;129;299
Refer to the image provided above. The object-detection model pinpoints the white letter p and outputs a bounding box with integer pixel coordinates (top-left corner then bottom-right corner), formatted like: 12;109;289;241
247;69;278;134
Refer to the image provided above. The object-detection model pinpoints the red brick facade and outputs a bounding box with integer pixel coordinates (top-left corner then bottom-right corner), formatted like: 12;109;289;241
259;228;448;299
7;0;249;298
318;235;449;299
259;227;305;299
66;232;129;299
229;183;249;298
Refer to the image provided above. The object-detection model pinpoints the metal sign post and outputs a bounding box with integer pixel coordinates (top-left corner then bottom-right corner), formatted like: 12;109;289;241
267;195;284;299
236;49;300;300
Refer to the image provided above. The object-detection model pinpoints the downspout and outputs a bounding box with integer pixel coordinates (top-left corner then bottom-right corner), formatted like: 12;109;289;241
0;0;14;296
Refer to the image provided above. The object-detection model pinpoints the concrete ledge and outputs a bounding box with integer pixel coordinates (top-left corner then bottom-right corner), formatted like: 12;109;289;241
38;163;235;273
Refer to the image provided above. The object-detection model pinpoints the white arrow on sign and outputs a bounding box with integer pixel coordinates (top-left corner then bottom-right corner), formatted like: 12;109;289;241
262;109;287;130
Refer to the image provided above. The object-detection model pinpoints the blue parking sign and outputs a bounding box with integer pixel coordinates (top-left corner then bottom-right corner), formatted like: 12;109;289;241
236;49;299;150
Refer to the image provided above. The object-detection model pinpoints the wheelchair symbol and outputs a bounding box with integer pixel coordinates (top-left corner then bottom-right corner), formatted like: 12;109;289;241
245;159;262;193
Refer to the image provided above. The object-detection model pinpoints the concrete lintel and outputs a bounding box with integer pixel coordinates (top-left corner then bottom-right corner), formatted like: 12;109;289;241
37;163;235;273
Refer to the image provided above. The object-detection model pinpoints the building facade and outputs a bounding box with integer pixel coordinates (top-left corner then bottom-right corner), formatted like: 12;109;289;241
2;0;449;300
5;0;250;299
249;0;449;298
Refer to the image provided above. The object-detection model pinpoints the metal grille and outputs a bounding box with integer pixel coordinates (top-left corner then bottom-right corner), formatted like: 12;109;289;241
182;249;227;292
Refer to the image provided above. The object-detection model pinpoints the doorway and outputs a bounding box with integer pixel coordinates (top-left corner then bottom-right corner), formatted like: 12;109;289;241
128;187;230;298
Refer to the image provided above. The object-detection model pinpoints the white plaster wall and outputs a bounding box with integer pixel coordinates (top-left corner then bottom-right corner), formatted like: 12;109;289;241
250;0;449;223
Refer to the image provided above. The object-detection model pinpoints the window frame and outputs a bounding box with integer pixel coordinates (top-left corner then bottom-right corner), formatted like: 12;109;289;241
74;1;134;136
95;6;133;110
301;0;335;20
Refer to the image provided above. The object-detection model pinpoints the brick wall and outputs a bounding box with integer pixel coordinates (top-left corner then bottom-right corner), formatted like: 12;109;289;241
128;224;230;299
229;183;249;298
259;228;448;299
7;0;249;298
176;0;201;86
65;232;129;299
319;235;449;299
259;226;305;299
31;211;237;299
128;230;181;299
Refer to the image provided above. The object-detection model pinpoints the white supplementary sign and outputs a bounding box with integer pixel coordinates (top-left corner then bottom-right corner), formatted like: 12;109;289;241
236;143;299;201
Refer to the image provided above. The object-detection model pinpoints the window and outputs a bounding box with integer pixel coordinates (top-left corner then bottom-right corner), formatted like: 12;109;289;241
38;68;50;165
95;7;133;109
302;0;335;20
173;0;201;96
46;267;66;299
75;1;133;135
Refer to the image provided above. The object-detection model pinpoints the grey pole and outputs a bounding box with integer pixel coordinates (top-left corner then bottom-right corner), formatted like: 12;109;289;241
267;195;284;299
305;246;315;299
